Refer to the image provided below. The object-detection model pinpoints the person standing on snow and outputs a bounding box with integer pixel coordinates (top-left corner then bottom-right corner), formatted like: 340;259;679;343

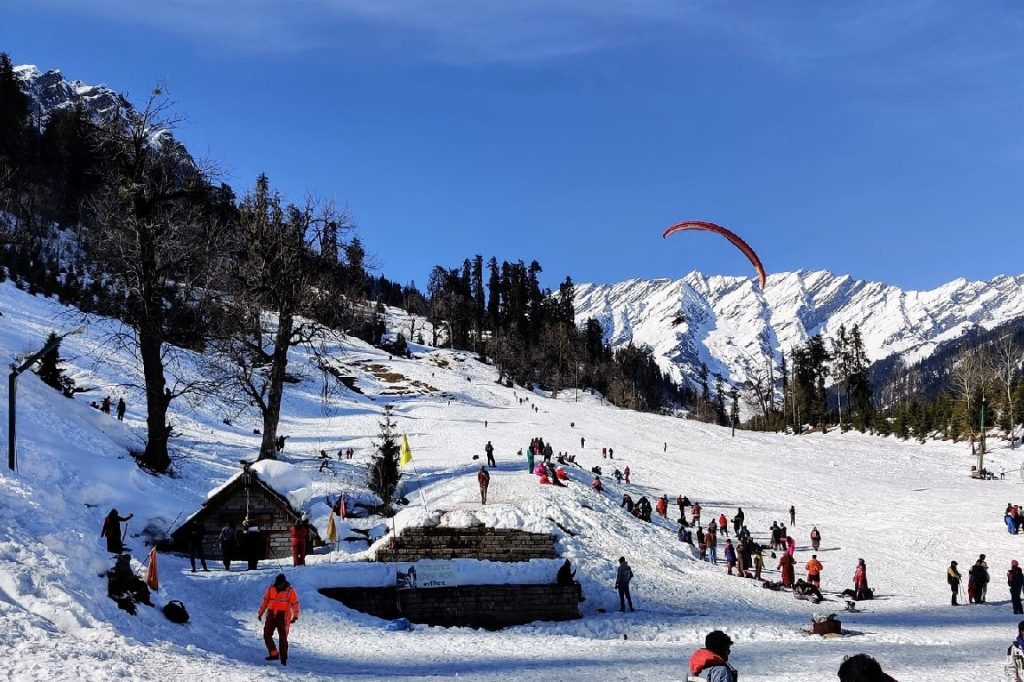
243;519;261;571
289;517;309;566
580;436;585;449
477;466;491;504
789;505;796;526
706;526;718;565
778;553;795;587
718;513;728;538
101;509;133;554
948;560;962;605
1010;561;1024;615
724;539;736;575
485;441;495;468
810;526;821;551
970;554;990;604
188;521;209;572
656;495;668;518
691;501;702;526
1009;620;1024;681
752;548;764;581
116;397;126;421
621;493;634;514
526;443;535;473
258;573;300;666
853;558;869;599
615;556;634;612
805;554;823;587
219;521;237;570
785;536;796;558
732;508;744;535
623;466;631;484
688;630;738;682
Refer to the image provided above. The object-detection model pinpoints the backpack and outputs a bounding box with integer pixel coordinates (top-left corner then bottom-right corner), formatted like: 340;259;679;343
162;600;190;624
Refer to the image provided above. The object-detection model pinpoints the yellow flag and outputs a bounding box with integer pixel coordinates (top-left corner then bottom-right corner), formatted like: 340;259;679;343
399;434;413;468
326;512;337;543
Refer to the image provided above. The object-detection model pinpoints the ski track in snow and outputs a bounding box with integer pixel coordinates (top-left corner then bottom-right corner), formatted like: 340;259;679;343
1;279;1022;681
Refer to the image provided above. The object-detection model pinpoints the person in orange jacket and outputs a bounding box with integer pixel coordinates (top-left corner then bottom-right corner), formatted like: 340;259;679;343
289;516;310;566
258;573;300;666
806;555;823;587
656;495;668;518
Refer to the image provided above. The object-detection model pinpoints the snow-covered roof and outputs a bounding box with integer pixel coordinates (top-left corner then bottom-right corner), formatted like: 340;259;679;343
204;460;313;511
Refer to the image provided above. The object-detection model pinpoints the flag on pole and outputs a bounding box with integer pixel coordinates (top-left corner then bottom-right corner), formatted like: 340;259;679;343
326;512;338;543
400;434;413;468
145;547;160;591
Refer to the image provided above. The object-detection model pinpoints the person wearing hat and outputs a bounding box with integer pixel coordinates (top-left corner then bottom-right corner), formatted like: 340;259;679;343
688;630;737;681
258;573;300;666
1009;560;1024;614
947;560;962;606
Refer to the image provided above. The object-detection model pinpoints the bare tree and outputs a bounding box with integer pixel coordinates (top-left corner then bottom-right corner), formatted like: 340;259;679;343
989;335;1022;441
214;175;353;460
949;344;993;437
85;92;223;472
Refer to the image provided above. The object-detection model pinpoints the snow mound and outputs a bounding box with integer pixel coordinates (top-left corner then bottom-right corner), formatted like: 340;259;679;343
250;460;313;509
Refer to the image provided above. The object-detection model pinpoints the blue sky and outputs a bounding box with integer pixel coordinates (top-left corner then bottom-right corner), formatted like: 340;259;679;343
4;1;1023;292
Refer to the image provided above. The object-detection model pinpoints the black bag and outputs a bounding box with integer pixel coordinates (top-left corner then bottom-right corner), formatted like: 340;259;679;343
162;600;189;624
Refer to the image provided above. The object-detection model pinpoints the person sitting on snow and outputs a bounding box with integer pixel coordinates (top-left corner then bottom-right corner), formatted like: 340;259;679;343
793;578;824;603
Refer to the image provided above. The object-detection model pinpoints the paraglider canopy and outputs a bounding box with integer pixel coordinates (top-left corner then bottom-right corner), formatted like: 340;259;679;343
662;220;767;288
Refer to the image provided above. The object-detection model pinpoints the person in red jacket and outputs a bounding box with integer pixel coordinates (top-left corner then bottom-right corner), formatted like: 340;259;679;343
689;630;738;681
258;573;300;666
289;518;309;566
591;476;603;492
656;495;668;518
718;513;729;537
779;553;795;587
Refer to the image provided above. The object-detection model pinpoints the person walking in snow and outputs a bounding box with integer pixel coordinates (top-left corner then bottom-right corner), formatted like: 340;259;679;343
805;554;823;587
613;468;623;484
526;444;535;473
948;560;962;606
724;539;736;575
258;573;300;666
101;395;112;414
623;466;630;484
188;521;209;572
718;513;729;538
116;397;126;421
688;630;738;682
478;466;491;504
615;556;634;612
785;536;796;558
732;507;744;535
101;508;133;554
691;502;702;526
621;493;634;514
810;525;821;551
656;495;668;518
242;519;261;571
219;521;237;570
608;447;614;459
789;505;796;526
484;441;495;467
1009;561;1024;614
580;436;585;448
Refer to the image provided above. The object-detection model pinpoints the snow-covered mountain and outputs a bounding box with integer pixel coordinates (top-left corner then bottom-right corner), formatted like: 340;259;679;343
574;270;1024;388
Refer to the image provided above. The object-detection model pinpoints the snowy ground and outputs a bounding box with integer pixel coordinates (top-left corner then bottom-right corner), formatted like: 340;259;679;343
2;279;1023;681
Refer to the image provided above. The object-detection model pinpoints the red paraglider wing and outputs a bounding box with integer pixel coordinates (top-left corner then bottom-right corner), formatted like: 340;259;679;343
662;220;767;288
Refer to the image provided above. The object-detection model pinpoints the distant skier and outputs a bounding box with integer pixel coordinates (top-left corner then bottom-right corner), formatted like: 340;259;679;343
100;509;133;554
615;557;634;612
485;441;495;467
948;560;962;606
688;630;738;682
810;526;821;551
1009;561;1024;614
478;466;490;504
116;397;126;421
258;573;300;666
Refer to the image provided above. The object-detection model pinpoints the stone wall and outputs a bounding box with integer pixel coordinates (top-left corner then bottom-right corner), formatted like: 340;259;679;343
375;526;557;562
319;584;580;629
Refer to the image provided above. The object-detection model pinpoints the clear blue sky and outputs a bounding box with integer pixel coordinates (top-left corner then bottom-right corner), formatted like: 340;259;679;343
4;1;1023;292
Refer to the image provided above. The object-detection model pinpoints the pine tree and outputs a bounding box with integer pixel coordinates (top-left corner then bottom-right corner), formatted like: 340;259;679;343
368;404;402;516
35;331;75;396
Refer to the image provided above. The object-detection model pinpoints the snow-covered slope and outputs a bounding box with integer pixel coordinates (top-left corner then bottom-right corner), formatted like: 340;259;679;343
574;270;1024;387
3;280;1024;680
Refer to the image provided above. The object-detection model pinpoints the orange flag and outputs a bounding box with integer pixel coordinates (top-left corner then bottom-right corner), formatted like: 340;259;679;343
145;547;160;591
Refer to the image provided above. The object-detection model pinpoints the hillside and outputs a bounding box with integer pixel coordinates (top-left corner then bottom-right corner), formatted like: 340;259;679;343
2;280;1024;680
574;270;1024;390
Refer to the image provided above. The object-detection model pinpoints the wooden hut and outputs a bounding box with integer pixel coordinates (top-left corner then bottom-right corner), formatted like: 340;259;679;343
171;462;320;561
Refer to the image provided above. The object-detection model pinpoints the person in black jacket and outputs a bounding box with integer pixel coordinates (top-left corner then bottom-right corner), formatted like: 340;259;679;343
1010;560;1024;614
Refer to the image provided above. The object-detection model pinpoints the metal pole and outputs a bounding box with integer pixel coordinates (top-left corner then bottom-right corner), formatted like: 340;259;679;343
978;397;987;473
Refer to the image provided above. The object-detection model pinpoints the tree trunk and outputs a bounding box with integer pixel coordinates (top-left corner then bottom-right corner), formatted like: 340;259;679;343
139;329;171;472
258;312;294;460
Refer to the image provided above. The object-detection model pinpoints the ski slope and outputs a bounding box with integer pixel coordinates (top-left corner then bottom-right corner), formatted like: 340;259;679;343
1;279;1022;681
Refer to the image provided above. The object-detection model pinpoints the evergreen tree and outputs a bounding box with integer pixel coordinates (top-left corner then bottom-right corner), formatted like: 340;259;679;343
368;404;402;516
34;331;75;396
0;53;30;163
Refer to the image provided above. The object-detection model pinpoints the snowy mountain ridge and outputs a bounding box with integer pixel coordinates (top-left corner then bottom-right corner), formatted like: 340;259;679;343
574;269;1024;388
